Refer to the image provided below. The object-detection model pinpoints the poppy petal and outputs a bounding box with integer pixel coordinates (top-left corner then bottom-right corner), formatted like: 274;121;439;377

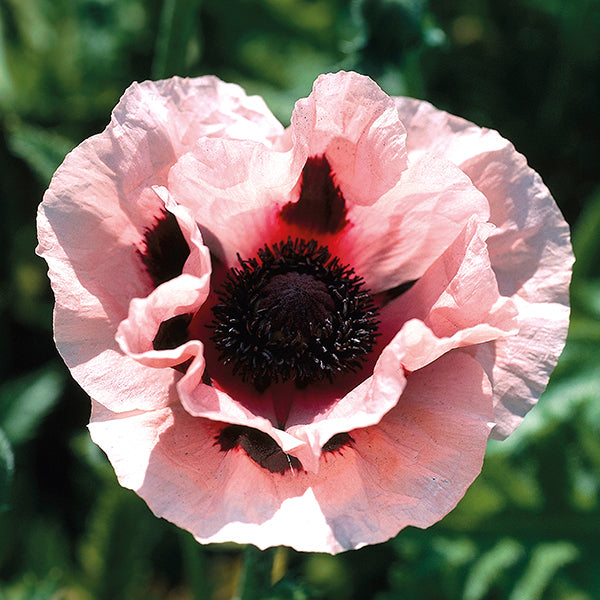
394;97;573;437
88;350;491;553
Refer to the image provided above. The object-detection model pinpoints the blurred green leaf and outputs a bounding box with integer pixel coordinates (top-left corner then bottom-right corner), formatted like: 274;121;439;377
5;118;74;185
0;7;15;109
509;542;579;600
0;572;62;600
0;427;14;511
0;362;66;446
303;552;353;600
20;517;73;578
179;530;211;600
268;578;316;600
80;485;162;600
350;0;444;93
152;0;202;79
463;538;524;600
353;0;426;58
236;546;278;600
572;187;600;280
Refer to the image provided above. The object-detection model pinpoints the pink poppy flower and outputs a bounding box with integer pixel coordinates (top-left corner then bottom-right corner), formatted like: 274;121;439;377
37;72;573;553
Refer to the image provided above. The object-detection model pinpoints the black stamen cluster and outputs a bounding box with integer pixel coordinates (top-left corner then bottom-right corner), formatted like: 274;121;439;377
210;238;379;391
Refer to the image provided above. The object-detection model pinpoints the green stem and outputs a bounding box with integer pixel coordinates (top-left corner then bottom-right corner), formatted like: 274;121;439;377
152;0;202;79
180;531;210;600
234;546;277;600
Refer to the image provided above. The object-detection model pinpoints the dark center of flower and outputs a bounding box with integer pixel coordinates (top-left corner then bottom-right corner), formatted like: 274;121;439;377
258;272;334;337
209;238;379;391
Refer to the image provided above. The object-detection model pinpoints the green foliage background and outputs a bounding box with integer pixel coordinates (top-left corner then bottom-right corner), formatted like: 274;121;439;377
1;0;599;598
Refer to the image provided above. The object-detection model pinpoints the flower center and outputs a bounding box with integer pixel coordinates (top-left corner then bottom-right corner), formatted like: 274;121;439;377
209;239;379;391
258;272;334;338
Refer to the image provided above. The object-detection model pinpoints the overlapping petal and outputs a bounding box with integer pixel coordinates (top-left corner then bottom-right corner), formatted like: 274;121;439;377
167;136;306;265
380;216;518;370
393;97;573;437
116;195;211;368
89;351;492;553
290;71;408;207
37;75;284;413
337;154;490;291
175;330;409;473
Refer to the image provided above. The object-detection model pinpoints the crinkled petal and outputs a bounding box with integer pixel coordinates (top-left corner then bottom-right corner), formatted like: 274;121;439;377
167;71;409;265
37;76;283;413
176;323;408;471
116;274;207;368
88;350;491;553
392;318;510;374
290;71;408;207
308;350;493;550
88;399;320;546
168;138;306;265
338;154;490;291
177;362;311;465
37;152;174;412
394;97;573;437
380;216;518;369
113;76;284;167
470;296;571;438
116;196;211;368
283;334;408;464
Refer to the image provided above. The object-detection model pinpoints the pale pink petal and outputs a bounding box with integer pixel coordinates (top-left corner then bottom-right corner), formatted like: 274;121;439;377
471;297;571;438
337;154;490;291
165;72;406;267
37;152;175;412
309;351;493;549
36;137;159;318
113;76;284;169
167;136;307;265
290;71;408;207
392;96;506;165
92;76;284;240
379;216;518;367
88;400;320;548
394;97;573;437
88;350;491;553
176;362;312;466
38;74;282;315
391;317;511;374
460;146;572;438
37;76;274;413
115;196;211;367
115;275;207;367
176;320;408;471
283;334;408;463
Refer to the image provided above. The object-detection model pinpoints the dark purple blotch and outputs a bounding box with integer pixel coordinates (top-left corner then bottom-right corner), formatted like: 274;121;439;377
140;209;190;287
322;432;354;454
378;279;418;306
280;155;348;234
216;425;303;474
153;313;193;351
